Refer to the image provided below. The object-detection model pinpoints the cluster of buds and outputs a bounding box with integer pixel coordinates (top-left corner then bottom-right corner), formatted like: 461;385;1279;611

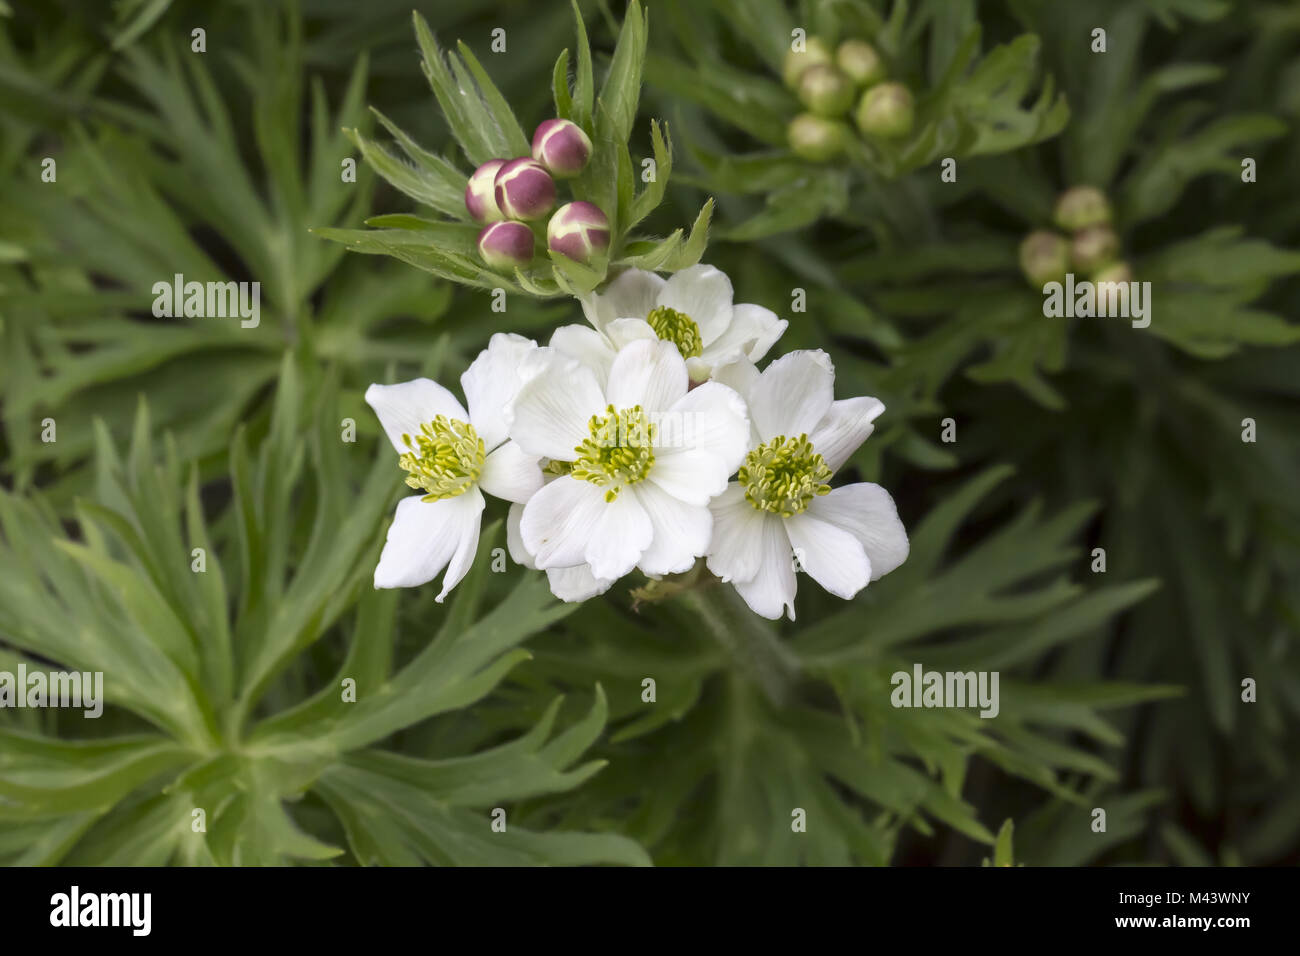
467;118;611;269
782;35;914;162
1018;186;1132;287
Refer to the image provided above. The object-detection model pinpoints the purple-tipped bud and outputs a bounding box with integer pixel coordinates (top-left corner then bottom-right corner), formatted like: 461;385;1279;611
478;221;535;270
494;158;556;221
465;159;507;223
531;119;593;178
546;201;610;263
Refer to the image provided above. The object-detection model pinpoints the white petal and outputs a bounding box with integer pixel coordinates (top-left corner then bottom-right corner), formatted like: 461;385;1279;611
606;338;688;412
660;381;750;473
511;477;615;600
605;317;659;351
366;379;469;455
549;324;617;388
808;396;885;474
436;490;486;603
582;268;666;332
506;352;607;460
710;356;761;403
632;483;711;576
373;488;484;594
460;333;538;449
701;303;788;365
807;483;909;581
705;484;766;583
478;440;543;503
546;565;614;602
785;511;871;600
730;516;797;621
748;349;835;441
657;264;734;345
506;502;536;569
648;449;730;506
519;476;605;570
582;490;653;580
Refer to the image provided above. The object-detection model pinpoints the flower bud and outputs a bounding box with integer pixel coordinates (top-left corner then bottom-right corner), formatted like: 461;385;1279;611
787;113;849;162
1019;230;1069;287
1053;186;1112;231
477;221;535;270
782;37;834;90
531;118;593;178
854;82;914;139
546;201;610;263
493;158;556;221
1071;225;1120;272
798;65;855;117
836;39;886;87
464;159;506;223
1092;260;1133;286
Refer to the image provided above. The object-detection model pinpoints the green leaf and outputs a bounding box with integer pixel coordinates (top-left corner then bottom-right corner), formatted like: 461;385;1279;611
348;114;468;219
595;0;648;149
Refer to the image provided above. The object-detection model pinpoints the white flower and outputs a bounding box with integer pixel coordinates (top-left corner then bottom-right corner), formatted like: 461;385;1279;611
553;264;788;384
706;350;908;620
506;338;750;582
366;333;544;599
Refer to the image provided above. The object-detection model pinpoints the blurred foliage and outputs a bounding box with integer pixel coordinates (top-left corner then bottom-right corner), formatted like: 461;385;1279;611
1;0;1297;866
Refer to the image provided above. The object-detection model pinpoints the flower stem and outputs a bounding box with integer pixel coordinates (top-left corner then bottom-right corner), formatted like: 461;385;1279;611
677;581;801;708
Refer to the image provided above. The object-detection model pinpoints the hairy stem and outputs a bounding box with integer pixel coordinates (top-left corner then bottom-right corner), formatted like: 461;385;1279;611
677;581;801;708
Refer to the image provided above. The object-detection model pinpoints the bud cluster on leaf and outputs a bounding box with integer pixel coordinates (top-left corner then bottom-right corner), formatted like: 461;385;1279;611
1019;186;1130;287
783;32;913;161
467;118;610;269
320;1;714;298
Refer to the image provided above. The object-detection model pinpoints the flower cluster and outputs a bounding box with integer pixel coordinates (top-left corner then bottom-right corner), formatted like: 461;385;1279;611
783;35;915;162
468;118;611;270
1018;186;1132;287
365;266;908;620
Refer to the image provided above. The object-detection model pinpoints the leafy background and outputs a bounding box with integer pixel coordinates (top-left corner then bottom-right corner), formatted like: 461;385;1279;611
0;0;1296;866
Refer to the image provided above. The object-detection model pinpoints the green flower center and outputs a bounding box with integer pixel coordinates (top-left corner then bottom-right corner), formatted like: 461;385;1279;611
645;306;704;359
398;416;485;501
738;434;832;516
571;404;657;502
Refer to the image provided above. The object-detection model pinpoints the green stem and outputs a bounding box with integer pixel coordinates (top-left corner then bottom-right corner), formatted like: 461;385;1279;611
677;582;801;708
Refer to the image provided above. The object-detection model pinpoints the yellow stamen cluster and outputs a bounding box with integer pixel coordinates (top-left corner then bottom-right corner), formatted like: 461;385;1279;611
570;405;657;502
645;306;704;359
397;416;485;501
739;434;832;516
